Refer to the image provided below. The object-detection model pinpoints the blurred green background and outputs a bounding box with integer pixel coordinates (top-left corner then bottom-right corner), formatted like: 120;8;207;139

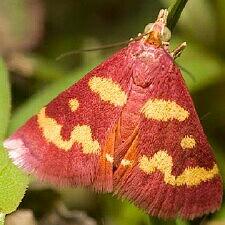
0;0;224;225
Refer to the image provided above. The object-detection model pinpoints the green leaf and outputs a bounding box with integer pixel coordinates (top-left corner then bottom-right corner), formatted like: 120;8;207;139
0;213;5;225
213;202;225;220
0;58;11;141
149;217;175;225
0;58;11;172
148;218;190;225
117;202;148;225
0;148;28;214
176;218;190;225
0;58;29;214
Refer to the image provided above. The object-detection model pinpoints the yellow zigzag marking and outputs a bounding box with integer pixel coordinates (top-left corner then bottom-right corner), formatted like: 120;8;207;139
139;150;219;186
37;107;100;154
88;76;127;107
141;99;189;121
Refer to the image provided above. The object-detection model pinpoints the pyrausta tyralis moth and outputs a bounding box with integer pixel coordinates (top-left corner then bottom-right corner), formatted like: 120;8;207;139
4;9;223;220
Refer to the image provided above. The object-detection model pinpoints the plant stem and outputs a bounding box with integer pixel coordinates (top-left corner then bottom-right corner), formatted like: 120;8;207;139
167;0;189;32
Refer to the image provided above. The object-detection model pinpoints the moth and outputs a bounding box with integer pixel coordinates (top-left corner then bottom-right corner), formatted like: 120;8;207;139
4;9;223;220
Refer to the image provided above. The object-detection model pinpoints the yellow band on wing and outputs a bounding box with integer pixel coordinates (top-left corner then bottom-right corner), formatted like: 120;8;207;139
88;76;127;107
141;99;189;122
139;150;219;186
37;107;100;154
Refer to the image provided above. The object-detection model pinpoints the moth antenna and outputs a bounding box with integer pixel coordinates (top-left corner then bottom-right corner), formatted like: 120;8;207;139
178;64;196;82
200;112;211;121
56;33;149;61
56;41;129;61
56;10;171;61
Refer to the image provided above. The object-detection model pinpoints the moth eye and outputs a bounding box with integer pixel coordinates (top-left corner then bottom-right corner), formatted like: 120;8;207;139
144;23;171;42
144;23;154;33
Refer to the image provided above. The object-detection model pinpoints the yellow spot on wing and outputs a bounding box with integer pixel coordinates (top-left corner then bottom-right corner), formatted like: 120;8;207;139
69;98;79;112
121;159;133;167
88;76;127;107
139;150;219;186
181;135;196;149
105;154;114;163
37;107;100;154
141;99;189;122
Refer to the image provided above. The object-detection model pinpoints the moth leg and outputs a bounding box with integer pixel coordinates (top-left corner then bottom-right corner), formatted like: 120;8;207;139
171;42;187;59
162;41;170;48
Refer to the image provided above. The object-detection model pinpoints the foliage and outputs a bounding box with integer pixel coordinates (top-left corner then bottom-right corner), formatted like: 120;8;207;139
0;59;28;222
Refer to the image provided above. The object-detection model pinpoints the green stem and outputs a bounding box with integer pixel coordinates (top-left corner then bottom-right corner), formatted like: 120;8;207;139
167;0;189;32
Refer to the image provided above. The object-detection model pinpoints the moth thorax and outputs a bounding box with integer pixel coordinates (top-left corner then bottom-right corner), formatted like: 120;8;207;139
144;23;171;42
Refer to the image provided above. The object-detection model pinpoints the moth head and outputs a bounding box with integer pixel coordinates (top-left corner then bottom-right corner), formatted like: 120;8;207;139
143;9;171;46
144;23;171;43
